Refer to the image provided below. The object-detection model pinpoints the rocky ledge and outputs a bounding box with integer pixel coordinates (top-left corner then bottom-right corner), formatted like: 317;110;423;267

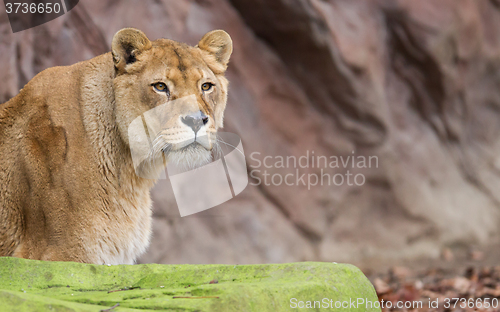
0;257;379;311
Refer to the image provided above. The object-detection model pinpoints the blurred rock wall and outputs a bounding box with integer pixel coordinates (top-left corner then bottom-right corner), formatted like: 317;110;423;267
1;0;500;266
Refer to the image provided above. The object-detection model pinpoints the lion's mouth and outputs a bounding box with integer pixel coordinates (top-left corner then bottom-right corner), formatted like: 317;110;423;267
163;134;213;153
134;133;215;178
178;141;207;152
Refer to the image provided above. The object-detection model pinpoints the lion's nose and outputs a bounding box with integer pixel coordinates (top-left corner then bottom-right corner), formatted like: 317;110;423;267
181;112;209;134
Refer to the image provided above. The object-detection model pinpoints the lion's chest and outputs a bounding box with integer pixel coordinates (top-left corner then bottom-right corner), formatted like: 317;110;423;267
91;191;153;265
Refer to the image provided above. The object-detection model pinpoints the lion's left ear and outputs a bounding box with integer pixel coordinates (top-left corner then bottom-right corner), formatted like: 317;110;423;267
112;28;152;73
197;30;233;73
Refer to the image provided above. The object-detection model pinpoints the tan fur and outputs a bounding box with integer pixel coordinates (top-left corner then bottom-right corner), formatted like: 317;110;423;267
0;28;232;264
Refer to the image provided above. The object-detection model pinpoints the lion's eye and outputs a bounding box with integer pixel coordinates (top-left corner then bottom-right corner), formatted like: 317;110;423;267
153;82;168;93
201;82;214;92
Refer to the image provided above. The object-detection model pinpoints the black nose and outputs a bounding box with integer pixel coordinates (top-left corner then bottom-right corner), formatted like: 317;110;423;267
181;112;209;134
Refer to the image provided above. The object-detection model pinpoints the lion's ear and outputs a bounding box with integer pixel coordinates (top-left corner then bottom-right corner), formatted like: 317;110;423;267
112;28;152;73
197;30;233;73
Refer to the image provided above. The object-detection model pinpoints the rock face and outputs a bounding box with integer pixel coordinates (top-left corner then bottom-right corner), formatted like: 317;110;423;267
0;257;380;311
1;0;500;266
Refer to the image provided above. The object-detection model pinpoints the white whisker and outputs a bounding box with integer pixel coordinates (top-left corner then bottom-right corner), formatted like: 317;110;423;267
215;136;244;155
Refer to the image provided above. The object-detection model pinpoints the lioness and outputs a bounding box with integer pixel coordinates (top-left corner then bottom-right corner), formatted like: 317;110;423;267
0;28;232;264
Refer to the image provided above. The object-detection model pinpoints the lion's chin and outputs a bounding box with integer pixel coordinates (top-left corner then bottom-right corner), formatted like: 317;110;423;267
166;143;212;171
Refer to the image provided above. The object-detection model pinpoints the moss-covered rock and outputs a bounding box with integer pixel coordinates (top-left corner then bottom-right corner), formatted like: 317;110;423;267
0;257;380;311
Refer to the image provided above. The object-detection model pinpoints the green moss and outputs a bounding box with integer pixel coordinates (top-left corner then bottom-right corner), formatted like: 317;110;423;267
0;257;380;311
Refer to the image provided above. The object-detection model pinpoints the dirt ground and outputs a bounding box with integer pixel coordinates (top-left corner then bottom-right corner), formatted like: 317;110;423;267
361;243;500;311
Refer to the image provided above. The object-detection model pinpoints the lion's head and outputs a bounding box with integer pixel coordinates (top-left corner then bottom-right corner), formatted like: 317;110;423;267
111;28;233;176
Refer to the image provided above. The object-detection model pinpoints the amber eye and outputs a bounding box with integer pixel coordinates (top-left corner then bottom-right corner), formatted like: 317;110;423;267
201;82;214;92
153;82;168;93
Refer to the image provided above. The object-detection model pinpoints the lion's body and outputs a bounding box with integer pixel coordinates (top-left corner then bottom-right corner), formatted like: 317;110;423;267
0;29;232;264
0;54;153;264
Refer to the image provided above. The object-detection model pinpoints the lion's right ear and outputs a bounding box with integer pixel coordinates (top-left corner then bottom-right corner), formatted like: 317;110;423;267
112;28;152;73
